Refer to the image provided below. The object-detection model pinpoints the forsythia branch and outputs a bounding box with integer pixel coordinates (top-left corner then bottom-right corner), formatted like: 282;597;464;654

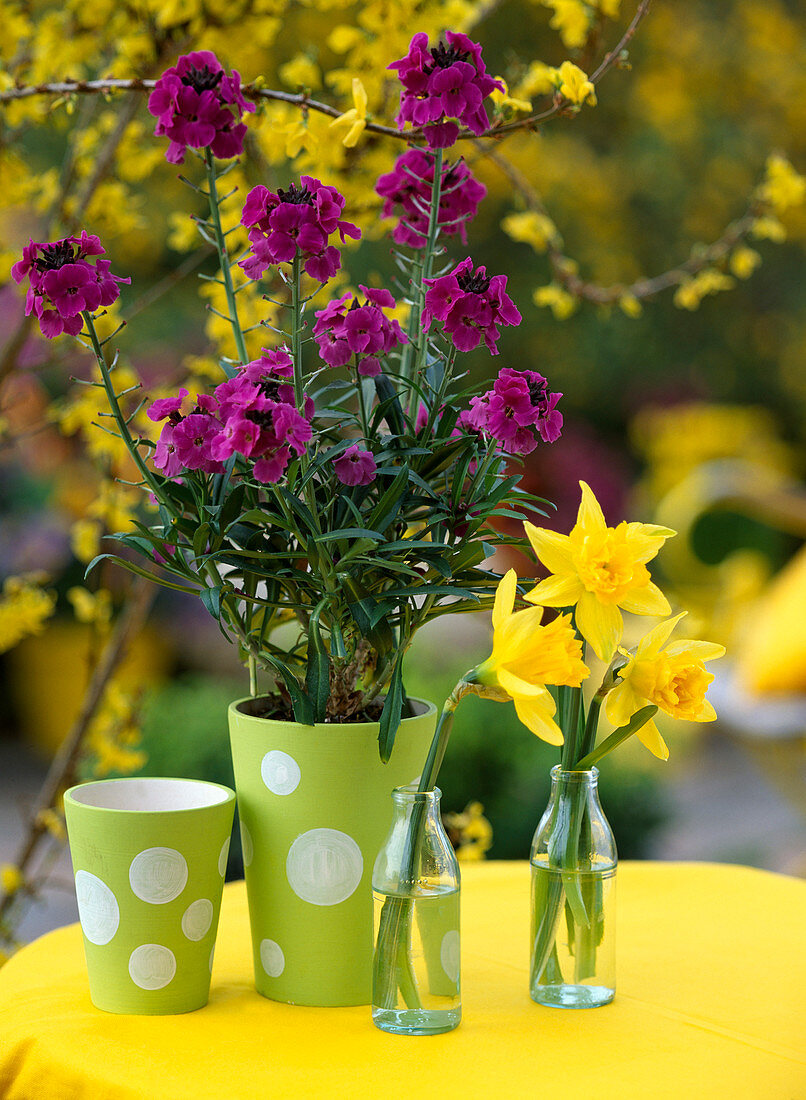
0;3;652;144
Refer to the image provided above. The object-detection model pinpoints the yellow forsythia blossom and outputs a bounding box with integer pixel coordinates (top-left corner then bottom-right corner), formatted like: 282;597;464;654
279;53;321;90
0;577;57;655
557;61;596;106
525;482;675;662
329;78;368;148
36;808;67;842
729;246;761;279
758;154;806;216
674;268;735;310
542;0;592;49
489;77;532;114
515;61;558;100
67;587;113;625
606;614;725;760
70;519;102;564
619;293;643;318
502;211;558;252
533;283;577;319
476;569;589;744
444;802;494;862
1;865;24;896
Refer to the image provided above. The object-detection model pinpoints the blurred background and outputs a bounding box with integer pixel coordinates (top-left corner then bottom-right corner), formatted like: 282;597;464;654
1;0;805;950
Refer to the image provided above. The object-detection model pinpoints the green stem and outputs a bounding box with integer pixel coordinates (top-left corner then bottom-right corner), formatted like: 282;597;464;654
290;253;304;413
81;312;179;520
204;148;248;367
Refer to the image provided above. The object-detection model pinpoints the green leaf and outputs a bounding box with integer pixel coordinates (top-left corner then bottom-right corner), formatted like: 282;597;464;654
315;527;385;543
374;373;405;436
305;602;330;724
574;706;660;769
199;585;222;620
262;653;315;726
84;554;199;594
378;653;405;763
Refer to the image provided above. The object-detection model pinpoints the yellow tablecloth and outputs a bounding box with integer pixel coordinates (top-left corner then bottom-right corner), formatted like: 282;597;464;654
1;862;804;1099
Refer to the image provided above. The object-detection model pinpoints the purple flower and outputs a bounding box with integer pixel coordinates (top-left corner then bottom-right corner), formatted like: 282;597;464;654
423;257;521;354
334;445;377;486
147;388;189;422
11;234;129;340
389;32;503;149
154;422;184;478
467;368;563;455
171;412;224;473
376;149;486;249
147;51;254;165
313;287;406;376
240;178;360;283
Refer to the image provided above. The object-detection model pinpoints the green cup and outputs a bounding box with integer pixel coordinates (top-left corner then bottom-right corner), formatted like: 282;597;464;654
64;777;235;1015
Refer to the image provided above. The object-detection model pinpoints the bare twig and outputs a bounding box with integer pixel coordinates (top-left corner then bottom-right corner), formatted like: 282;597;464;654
482;145;761;305
0;577;155;924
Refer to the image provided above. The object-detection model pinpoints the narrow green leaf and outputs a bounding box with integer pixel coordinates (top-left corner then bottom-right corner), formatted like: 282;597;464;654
574;705;660;769
262;653;315;726
378;653;405;763
305;601;331;724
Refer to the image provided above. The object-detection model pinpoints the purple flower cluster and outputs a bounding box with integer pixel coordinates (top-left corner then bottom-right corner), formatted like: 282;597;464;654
313;287;407;377
147;348;312;483
375;149;486;249
334;445;377;487
389;32;503;148
466;368;563;455
147;51;254;165
11;233;129;339
240;178;360;283
423;257;521;354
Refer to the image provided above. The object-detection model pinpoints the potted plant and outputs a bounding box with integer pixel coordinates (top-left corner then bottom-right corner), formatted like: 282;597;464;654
12;38;563;1005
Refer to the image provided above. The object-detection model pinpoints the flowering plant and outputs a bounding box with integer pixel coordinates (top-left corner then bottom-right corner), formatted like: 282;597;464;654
12;38;564;759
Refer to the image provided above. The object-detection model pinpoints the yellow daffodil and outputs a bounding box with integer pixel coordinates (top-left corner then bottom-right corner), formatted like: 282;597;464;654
524;481;675;662
605;613;725;759
330;78;368;148
475;569;589;744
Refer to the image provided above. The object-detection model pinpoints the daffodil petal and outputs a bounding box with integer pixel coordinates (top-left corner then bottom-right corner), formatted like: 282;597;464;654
620;581;672;617
604;680;640;728
688;699;718;722
576;481;607;535
497;667;552;700
492;569;517;630
665;640;726;661
513;696;565;745
523;524;575;575
634;612;687;658
576;592;622;661
524;573;583;607
634;717;669;761
497;605;547;657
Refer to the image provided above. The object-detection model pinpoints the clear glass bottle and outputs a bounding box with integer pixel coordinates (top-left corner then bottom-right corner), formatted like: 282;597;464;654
530;765;617;1008
372;785;461;1035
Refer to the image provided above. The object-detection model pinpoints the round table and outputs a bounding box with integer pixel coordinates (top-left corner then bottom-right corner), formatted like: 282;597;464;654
0;861;804;1098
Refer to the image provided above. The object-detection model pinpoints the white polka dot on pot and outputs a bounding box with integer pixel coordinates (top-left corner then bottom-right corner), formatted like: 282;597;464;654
128;944;176;990
181;898;213;941
286;828;363;907
74;870;119;946
129;847;188;905
218;837;230;877
260;938;285;978
260;750;301;796
240;821;253;868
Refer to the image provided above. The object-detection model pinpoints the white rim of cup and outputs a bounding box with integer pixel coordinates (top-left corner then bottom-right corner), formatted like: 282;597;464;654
64;777;235;814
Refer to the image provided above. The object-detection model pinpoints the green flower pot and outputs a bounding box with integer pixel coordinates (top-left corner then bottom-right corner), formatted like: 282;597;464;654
64;777;235;1015
228;697;437;1006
